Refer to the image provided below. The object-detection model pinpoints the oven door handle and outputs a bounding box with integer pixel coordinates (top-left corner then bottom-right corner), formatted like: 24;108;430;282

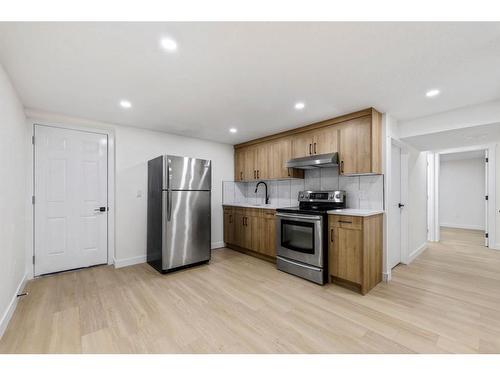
275;213;322;221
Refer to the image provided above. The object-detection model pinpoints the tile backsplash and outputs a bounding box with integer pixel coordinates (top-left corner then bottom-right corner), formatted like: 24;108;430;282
223;167;384;210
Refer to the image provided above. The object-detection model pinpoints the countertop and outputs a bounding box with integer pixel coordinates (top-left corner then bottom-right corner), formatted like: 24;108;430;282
327;209;384;217
223;203;384;217
223;203;282;210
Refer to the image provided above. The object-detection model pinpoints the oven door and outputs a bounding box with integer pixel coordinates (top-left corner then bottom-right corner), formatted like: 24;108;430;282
276;212;323;267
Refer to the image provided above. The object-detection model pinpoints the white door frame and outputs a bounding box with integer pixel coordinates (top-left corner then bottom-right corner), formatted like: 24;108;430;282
29;120;115;278
389;138;410;265
427;143;497;249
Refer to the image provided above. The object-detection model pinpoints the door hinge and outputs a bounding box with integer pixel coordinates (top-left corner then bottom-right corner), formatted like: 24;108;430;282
32;255;35;264
486;157;489;163
32;135;35;145
485;233;489;238
485;195;489;201
32;195;35;204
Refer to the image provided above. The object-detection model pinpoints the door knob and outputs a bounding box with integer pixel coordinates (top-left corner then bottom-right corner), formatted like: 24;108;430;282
94;207;107;212
398;203;405;208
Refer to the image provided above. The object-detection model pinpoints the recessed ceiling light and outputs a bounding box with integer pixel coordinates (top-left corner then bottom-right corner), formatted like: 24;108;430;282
160;37;178;52
119;100;132;109
294;102;305;110
425;89;440;98
229;128;238;133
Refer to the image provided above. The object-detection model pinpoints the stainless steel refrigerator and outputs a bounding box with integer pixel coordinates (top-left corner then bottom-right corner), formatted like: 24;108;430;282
147;155;211;273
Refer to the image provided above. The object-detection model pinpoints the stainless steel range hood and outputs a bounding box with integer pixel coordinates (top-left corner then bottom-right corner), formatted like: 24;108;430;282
285;152;339;169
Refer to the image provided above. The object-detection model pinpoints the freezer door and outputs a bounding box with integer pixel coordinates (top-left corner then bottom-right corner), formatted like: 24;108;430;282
162;190;211;270
166;155;211;191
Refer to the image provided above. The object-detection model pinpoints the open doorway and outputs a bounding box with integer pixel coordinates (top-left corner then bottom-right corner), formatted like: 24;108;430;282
439;150;487;247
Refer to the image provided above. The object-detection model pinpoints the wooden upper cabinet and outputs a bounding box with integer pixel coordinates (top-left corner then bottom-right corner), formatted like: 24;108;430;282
234;148;246;181
339;116;371;175
254;143;269;180
339;110;382;175
291;131;314;158
234;108;382;180
291;126;339;158
312;126;339;155
243;147;256;181
270;137;304;179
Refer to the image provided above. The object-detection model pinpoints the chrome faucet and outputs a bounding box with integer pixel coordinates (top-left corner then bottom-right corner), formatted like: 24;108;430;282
255;181;269;205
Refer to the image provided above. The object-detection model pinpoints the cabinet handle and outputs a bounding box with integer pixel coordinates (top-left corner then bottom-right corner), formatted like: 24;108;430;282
229;214;232;223
314;142;317;154
340;160;344;174
339;220;352;224
240;171;243;180
287;168;291;177
309;143;312;155
257;170;259;179
254;170;256;179
245;217;248;226
330;229;333;242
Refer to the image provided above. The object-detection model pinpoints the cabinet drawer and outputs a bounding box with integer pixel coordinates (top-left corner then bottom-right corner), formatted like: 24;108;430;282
233;207;246;215
261;210;276;218
329;215;362;230
223;206;234;213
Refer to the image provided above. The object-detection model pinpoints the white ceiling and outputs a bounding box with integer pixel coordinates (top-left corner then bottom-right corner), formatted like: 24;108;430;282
401;122;500;151
1;22;500;144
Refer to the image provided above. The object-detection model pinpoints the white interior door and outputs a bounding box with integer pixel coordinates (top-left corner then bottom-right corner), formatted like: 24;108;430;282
388;144;402;269
34;125;108;276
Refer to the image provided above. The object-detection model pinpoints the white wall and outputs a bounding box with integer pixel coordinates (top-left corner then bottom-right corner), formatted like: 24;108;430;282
399;102;500;249
407;146;428;260
25;110;234;270
0;64;28;336
115;126;233;264
440;157;485;230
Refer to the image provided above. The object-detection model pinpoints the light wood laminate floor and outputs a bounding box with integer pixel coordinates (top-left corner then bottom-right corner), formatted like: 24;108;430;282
2;228;500;353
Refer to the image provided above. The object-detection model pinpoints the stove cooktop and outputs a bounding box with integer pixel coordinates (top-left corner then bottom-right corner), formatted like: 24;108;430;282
276;202;345;215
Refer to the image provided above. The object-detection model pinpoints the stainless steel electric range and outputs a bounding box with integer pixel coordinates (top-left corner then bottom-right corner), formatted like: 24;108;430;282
275;190;346;284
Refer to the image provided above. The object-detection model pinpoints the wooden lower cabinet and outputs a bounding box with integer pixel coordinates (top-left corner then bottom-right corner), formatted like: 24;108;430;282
328;214;382;294
223;206;276;261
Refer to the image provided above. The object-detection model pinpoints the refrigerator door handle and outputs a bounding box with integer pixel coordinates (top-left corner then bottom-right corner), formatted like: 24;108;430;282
167;189;172;221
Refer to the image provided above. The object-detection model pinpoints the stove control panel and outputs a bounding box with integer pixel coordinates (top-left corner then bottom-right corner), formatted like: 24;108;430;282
298;190;346;203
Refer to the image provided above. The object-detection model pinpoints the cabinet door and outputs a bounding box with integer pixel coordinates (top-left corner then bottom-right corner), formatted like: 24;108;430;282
248;215;261;252
339;116;372;175
254;143;269;180
258;213;276;257
234;149;246;181
223;211;235;244
269;138;290;179
329;225;363;284
313;126;339;155
244;147;256;181
291;132;313;158
233;213;245;247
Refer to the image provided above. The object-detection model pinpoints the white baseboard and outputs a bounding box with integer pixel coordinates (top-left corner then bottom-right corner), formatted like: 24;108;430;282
408;242;428;264
211;241;225;249
0;273;29;339
440;223;485;231
114;255;147;269
114;242;227;269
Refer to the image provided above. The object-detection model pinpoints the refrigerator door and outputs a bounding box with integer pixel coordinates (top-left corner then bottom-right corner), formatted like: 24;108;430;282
165;155;211;191
162;190;211;270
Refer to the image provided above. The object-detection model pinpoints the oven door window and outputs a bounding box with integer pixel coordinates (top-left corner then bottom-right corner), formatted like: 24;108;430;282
281;220;315;254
